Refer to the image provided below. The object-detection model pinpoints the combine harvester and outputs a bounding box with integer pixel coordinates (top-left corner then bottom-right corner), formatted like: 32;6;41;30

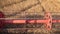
0;11;60;34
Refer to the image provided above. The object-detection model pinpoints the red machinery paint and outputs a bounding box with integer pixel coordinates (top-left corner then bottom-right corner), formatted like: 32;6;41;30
0;11;5;28
0;11;60;30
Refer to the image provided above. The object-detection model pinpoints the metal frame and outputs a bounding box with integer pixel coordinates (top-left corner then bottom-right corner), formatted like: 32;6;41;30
0;12;60;30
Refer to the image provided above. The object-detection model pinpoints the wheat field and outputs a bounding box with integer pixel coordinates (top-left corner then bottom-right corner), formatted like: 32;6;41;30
0;0;60;34
0;0;60;18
